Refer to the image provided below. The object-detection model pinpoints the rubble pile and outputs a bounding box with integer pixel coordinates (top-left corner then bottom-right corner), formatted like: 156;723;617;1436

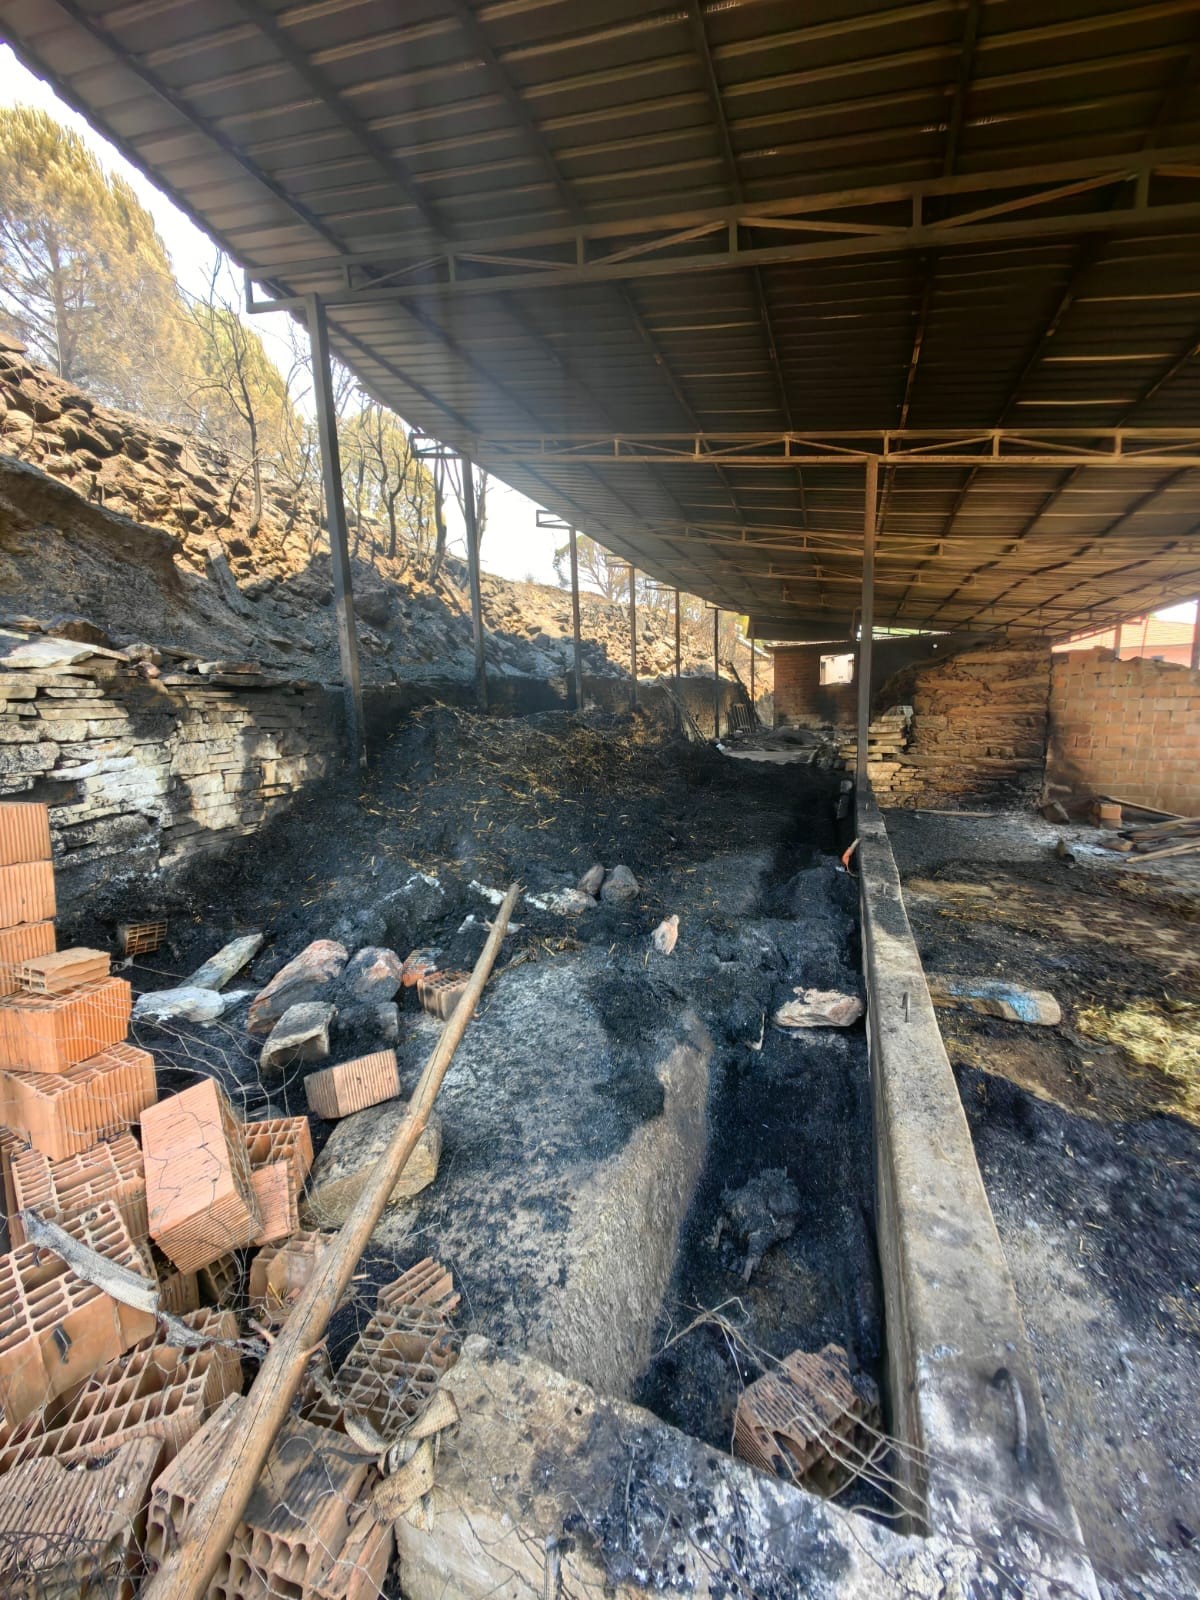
0;799;464;1595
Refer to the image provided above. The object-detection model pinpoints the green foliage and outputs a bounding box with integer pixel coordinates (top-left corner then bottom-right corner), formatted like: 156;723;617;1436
0;105;190;420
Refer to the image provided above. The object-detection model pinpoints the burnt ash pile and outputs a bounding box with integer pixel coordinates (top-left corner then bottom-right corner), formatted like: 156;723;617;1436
59;706;878;1466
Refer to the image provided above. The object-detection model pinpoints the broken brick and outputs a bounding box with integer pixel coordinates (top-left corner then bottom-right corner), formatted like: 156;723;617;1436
243;1115;313;1246
9;1134;147;1249
417;968;471;1021
13;946;111;994
142;1078;261;1272
146;1396;392;1599
732;1343;882;1498
197;1251;241;1308
0;1041;157;1161
0;1434;159;1600
248;1230;332;1325
247;939;347;1035
0;975;132;1072
0;1307;240;1478
0;920;55;997
306;1257;459;1438
0;1199;157;1428
0;801;51;868
242;1115;314;1189
158;1265;200;1315
303;1048;399;1119
0;859;55;929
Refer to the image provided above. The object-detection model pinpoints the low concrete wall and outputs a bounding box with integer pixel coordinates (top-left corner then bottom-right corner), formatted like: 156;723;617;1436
857;786;1096;1593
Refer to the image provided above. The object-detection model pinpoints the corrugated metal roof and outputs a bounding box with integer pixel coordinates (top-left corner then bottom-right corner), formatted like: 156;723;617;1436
5;0;1200;638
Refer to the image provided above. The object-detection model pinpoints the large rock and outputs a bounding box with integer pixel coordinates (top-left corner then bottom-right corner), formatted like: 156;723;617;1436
259;1001;336;1078
343;946;405;1002
247;939;347;1034
303;1102;442;1226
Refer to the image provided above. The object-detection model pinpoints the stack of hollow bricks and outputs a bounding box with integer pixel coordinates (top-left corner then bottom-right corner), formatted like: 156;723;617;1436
0;799;321;1596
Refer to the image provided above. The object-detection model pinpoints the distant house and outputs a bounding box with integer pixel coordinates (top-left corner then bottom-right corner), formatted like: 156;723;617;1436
1055;612;1198;668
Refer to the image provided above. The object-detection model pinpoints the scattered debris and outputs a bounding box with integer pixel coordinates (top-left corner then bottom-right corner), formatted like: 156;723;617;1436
247;939;348;1035
927;973;1062;1026
651;914;680;955
1054;836;1076;864
116;917;168;957
774;988;864;1030
733;1343;882;1497
718;1168;802;1283
305;1103;443;1226
400;948;440;986
600;864;640;904
132;984;251;1024
304;1049;401;1120
248;1232;334;1327
185;931;264;990
1040;800;1070;823
259;1000;336;1078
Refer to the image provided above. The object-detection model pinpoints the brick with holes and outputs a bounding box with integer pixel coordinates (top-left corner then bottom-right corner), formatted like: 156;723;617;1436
0;975;131;1072
0;921;55;997
0;1041;157;1161
0;802;51;869
732;1342;882;1498
141;1078;261;1272
9;1134;147;1249
303;1047;399;1119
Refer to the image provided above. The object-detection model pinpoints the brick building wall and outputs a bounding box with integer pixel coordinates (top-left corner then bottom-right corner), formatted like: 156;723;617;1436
0;653;339;912
1046;648;1200;816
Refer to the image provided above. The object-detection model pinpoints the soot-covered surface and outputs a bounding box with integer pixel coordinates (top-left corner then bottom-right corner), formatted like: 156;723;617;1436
62;709;878;1448
887;809;1200;1600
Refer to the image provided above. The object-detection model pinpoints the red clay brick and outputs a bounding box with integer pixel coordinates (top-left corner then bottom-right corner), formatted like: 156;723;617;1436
0;1433;159;1600
243;1114;313;1241
0;1040;157;1161
304;1048;399;1119
0;860;55;929
417;968;471;1021
146;1397;392;1598
197;1251;242;1308
0;975;132;1072
142;1079;261;1271
158;1264;201;1315
13;946;110;994
9;1134;147;1248
249;1161;294;1245
247;1231;332;1326
0;1307;240;1478
0;920;55;997
0;1199;157;1428
0;802;51;868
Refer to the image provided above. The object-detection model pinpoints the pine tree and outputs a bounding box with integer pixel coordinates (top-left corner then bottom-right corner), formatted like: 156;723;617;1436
0;105;191;420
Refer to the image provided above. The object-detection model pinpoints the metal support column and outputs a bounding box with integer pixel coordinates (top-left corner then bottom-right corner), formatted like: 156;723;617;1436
567;527;584;710
712;608;721;738
856;456;879;789
461;453;488;711
629;566;638;710
306;296;364;765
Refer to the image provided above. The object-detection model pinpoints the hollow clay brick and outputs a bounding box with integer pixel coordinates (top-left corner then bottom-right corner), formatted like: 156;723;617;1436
0;1041;157;1161
248;1231;332;1326
142;1078;261;1272
14;946;110;994
0;802;51;868
197;1251;242;1308
0;1199;157;1429
0;1307;240;1478
303;1048;399;1119
0;859;55;929
242;1115;314;1188
0;1433;159;1600
158;1264;201;1315
0;920;55;997
10;1134;148;1246
417;968;471;1021
146;1396;392;1598
0;975;132;1071
249;1160;294;1244
305;1257;459;1437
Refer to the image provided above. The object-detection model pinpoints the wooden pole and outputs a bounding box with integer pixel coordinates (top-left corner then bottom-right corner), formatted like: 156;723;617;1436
749;623;756;725
462;452;488;711
306;296;364;765
142;883;522;1600
674;589;681;687
856;456;879;789
712;607;721;738
568;527;584;709
629;565;638;710
1191;599;1199;672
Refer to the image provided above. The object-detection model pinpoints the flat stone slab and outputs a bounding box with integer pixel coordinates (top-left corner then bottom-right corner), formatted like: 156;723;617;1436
304;1102;442;1226
259;1001;335;1078
927;972;1062;1025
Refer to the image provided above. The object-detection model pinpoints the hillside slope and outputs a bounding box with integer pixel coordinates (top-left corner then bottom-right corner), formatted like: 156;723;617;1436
0;336;750;688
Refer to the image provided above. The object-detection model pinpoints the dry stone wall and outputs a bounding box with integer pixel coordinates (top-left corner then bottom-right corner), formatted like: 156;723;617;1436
0;649;337;911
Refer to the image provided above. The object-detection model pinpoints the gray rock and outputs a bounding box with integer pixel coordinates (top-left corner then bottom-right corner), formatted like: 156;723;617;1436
260;1000;336;1078
344;945;405;1002
133;985;251;1025
600;864;639;904
304;1104;442;1226
577;863;605;897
